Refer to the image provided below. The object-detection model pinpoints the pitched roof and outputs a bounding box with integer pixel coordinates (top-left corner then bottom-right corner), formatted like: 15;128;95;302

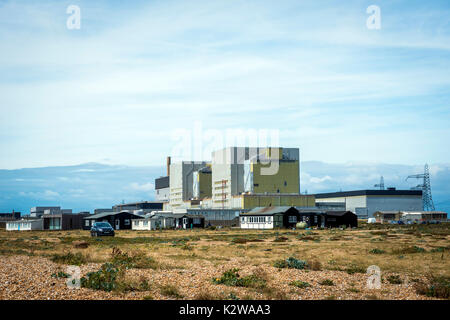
83;211;143;220
325;211;355;217
241;206;294;216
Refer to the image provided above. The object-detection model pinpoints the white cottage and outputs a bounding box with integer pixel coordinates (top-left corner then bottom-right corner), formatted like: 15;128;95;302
132;214;175;230
240;206;301;229
6;219;43;231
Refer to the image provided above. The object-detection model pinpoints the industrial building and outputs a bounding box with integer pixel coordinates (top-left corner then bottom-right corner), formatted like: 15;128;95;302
193;165;212;200
169;160;210;208
211;147;300;209
374;211;447;223
155;176;170;202
0;211;21;220
112;201;164;213
30;206;71;218
314;189;423;218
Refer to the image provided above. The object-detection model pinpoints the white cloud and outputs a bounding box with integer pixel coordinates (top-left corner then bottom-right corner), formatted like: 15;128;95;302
129;182;155;192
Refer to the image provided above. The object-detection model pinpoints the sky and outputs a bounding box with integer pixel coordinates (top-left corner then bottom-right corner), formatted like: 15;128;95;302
1;0;450;169
1;162;450;214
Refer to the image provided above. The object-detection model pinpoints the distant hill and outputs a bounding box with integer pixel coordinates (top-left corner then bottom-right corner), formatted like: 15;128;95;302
0;161;449;214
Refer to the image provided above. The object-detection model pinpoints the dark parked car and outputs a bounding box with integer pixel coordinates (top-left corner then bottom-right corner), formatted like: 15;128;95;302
90;222;115;237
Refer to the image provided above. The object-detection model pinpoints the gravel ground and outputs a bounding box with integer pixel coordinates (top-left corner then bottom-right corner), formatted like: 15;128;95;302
0;255;435;300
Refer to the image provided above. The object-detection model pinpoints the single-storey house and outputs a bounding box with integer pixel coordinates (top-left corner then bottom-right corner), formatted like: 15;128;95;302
240;206;301;229
374;211;447;224
323;211;358;228
173;214;205;229
43;213;89;230
296;209;328;228
83;211;144;230
132;214;175;230
420;211;447;222
6;219;43;231
373;211;403;223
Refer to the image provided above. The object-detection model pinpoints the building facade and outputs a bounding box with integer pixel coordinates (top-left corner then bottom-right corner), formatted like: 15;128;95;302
169;161;209;208
314;189;423;218
155;176;170;202
211;147;301;209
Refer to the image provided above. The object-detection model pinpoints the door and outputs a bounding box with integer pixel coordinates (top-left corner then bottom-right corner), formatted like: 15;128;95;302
115;219;120;230
183;218;188;229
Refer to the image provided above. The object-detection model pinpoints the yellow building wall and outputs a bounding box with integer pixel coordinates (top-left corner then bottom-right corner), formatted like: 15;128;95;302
251;160;299;194
198;171;212;199
242;194;315;209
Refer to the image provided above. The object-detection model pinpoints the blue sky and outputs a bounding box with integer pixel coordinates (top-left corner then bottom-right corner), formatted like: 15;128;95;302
1;0;450;169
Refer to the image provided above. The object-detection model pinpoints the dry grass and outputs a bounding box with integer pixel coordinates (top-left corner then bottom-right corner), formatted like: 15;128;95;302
0;223;448;300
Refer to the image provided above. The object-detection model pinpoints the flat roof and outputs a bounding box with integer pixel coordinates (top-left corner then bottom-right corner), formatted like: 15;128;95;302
315;189;422;199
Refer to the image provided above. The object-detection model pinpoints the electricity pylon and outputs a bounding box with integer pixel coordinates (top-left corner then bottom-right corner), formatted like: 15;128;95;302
374;176;385;190
406;164;435;211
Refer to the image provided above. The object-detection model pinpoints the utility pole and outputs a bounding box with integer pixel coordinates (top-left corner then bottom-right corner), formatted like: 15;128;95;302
406;164;435;211
374;176;385;190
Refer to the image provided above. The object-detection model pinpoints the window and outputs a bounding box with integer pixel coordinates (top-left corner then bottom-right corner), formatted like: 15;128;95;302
143;221;148;227
241;217;245;223
124;219;130;226
288;216;297;223
193;218;201;224
85;220;90;226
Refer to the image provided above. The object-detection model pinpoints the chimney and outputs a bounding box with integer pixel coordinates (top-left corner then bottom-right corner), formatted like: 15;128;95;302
167;156;171;176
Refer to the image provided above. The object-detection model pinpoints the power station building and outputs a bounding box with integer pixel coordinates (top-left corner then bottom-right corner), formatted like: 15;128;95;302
169;160;210;208
158;146;315;211
314;189;423;218
210;147;302;209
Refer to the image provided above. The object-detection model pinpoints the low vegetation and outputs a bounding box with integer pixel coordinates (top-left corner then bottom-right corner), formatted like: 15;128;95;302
273;257;308;270
50;252;87;266
319;279;335;286
213;268;267;289
414;275;450;299
290;280;311;289
0;222;448;300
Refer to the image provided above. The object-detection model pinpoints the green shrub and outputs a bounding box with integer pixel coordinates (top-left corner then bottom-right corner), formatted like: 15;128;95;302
431;247;446;253
81;263;121;292
51;271;70;279
51;252;86;266
290;280;311;288
346;264;366;274
160;284;184;298
110;247;158;269
369;248;386;254
414;276;450;299
393;246;426;254
386;275;403;284
273;257;308;270
273;236;289;242
213;268;266;289
319;279;334;286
